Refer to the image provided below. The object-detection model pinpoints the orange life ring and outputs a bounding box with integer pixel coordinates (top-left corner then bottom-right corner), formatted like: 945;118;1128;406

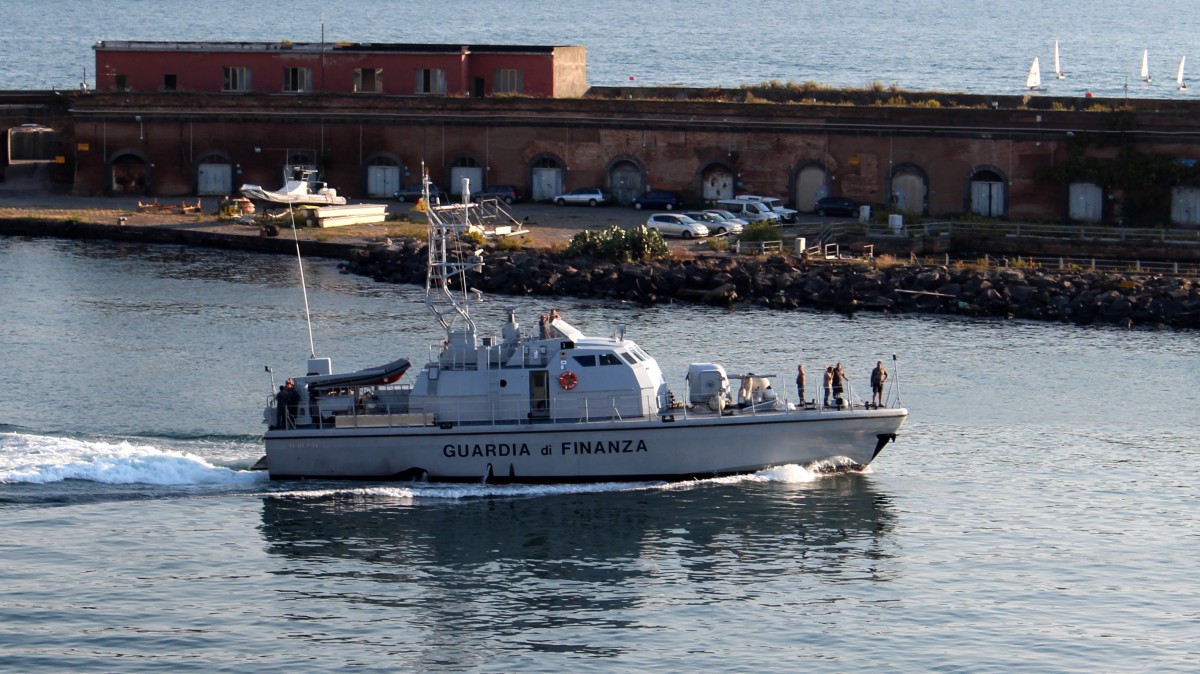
559;371;578;390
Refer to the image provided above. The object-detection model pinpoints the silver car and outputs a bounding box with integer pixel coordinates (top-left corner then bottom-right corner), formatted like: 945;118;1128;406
553;187;611;207
684;210;745;235
645;213;709;239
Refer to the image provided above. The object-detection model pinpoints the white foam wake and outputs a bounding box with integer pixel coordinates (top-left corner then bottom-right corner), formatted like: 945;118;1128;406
268;464;822;502
0;432;266;486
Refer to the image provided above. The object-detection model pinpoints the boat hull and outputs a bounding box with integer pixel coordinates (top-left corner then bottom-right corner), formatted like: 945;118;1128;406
263;408;907;482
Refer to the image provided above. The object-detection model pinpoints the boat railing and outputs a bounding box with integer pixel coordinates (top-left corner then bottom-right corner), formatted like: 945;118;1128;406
308;391;660;430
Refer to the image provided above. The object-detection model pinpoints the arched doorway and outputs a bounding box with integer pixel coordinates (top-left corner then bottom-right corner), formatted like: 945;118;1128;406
528;154;565;202
607;158;644;205
1068;182;1103;222
365;153;403;197
448;155;483;196
889;163;928;215
1171;186;1200;226
196;151;233;196
699;162;735;202
110;151;150;195
967;166;1006;217
793;163;830;212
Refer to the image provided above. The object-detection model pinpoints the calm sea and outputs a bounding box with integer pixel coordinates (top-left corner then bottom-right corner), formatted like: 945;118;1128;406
2;0;1199;98
1;237;1198;672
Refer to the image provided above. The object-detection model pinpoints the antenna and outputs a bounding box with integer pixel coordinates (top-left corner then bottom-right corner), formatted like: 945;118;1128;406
288;206;317;358
891;354;901;406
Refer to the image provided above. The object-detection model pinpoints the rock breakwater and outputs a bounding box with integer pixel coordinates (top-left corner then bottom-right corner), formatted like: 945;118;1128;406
346;240;1200;330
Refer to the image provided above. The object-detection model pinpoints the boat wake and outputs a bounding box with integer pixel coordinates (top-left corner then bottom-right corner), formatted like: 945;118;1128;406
0;431;267;486
265;462;839;504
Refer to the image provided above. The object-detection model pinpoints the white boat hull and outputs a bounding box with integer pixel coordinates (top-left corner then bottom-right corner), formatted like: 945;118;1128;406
263;408;907;482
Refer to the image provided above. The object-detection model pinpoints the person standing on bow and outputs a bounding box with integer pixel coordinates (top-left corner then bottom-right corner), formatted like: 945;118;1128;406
870;360;889;408
795;363;806;406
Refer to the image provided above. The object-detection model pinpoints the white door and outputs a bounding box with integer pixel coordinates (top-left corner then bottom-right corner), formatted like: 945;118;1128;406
196;163;232;195
1170;186;1200;225
1068;182;1103;222
532;167;563;201
794;166;827;212
892;172;926;213
702;169;735;202
366;165;401;197
449;167;484;196
970;181;1005;217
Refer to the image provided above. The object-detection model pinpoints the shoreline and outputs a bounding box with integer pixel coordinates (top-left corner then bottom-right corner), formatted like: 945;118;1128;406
2;211;1197;331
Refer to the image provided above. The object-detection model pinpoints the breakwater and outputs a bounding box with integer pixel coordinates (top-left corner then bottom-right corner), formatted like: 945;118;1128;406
348;240;1200;330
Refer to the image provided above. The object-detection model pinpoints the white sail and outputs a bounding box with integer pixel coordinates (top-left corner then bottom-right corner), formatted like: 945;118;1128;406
1141;49;1151;82
1026;57;1042;90
1055;40;1064;79
1178;56;1187;91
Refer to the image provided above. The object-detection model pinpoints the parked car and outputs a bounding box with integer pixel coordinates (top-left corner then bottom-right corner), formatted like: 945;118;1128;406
715;198;781;223
472;184;522;204
814;196;864;217
736;194;798;223
704;209;750;229
554;187;611;207
395;183;443;203
645;213;709;239
683;211;743;236
632;190;683;210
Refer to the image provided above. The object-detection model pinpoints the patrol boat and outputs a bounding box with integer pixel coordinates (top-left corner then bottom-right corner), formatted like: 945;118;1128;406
260;179;907;482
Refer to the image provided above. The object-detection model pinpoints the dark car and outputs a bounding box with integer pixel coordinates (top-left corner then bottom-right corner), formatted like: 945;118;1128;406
632;190;683;211
814;196;864;217
472;184;522;204
395;183;443;203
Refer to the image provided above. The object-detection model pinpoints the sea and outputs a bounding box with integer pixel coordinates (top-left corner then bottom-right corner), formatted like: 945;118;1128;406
2;0;1200;98
2;2;1200;672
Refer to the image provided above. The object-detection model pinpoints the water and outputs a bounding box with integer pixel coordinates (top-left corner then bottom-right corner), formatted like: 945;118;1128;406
3;0;1199;97
1;236;1198;672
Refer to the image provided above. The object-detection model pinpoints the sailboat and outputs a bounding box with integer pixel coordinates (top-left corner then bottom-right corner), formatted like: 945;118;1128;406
1177;56;1187;91
1054;40;1065;79
1140;49;1152;83
1026;57;1042;90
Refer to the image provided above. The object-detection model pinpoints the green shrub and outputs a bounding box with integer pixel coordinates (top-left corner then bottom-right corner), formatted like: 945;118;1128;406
738;221;784;243
566;225;669;262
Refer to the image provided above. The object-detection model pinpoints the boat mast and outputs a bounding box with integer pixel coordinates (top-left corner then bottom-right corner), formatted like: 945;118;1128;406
421;169;481;338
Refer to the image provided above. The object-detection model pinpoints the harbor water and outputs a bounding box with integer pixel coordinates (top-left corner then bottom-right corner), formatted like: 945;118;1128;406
1;237;1197;672
3;0;1200;98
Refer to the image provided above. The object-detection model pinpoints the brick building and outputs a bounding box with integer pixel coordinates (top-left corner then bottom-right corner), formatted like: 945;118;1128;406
3;42;1200;226
93;41;587;99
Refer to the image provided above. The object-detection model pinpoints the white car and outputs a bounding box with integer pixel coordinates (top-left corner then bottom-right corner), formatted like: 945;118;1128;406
735;194;798;223
553;187;611;207
683;211;743;236
645;213;709;239
715;198;781;223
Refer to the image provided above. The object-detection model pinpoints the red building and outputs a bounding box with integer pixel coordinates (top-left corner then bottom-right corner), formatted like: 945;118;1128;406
93;41;588;98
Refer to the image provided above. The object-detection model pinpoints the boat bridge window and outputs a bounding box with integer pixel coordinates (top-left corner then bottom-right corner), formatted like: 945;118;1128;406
599;353;622;366
573;355;597;367
619;352;637;365
629;346;650;361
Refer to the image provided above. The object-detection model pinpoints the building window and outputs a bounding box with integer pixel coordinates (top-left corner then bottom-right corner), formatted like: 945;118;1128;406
354;68;383;93
415;69;446;94
113;74;128;91
282;67;313;93
163;74;177;91
494;69;523;94
223;66;252;92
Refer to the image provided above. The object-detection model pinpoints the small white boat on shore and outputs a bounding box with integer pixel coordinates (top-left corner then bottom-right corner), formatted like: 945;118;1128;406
258;176;907;483
240;167;347;206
